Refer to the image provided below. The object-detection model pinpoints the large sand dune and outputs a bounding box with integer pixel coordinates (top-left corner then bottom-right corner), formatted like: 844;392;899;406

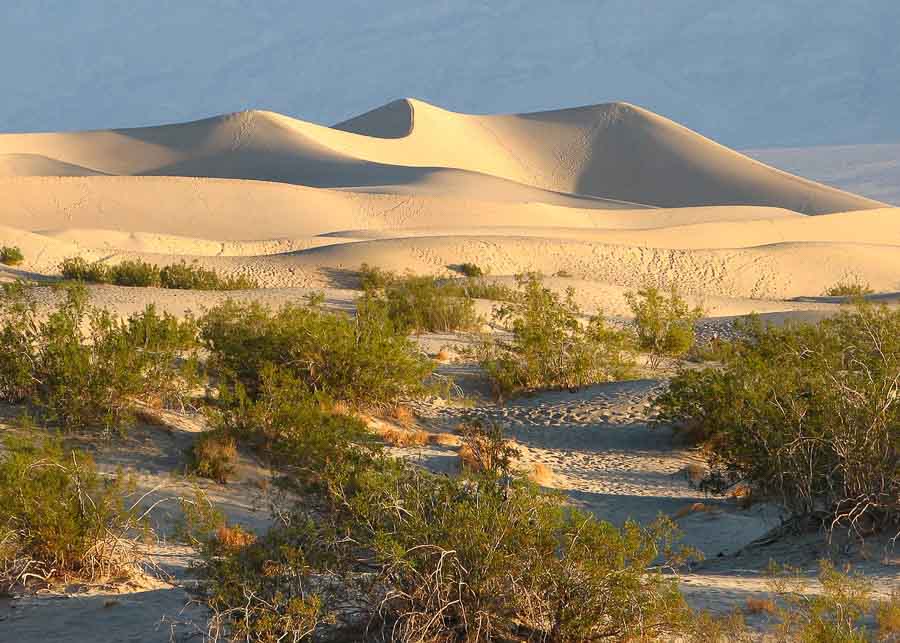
0;99;896;316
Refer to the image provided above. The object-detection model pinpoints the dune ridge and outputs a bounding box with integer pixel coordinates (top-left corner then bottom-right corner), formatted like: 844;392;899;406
0;98;896;317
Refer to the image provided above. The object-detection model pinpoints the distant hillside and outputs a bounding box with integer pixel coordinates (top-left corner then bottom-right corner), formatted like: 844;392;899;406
747;144;900;206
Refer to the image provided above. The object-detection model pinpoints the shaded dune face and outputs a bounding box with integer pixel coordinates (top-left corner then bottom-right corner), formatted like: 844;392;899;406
0;98;897;312
0;98;885;213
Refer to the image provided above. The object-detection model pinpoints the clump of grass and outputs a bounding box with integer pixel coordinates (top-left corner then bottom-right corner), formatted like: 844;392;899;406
0;245;24;266
0;433;148;590
189;430;238;484
477;272;635;398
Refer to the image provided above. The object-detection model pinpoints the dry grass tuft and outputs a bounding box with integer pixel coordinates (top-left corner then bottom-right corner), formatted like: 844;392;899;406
330;400;353;417
191;431;238;484
529;462;554;486
878;592;900;637
216;524;256;554
428;432;463;448
389;404;416;427
744;597;777;615
377;427;431;448
681;462;707;485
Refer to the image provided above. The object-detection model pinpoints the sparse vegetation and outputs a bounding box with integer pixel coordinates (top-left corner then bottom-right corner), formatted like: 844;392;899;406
453;262;484;278
0;282;200;432
0;433;146;590
656;303;900;535
194;411;695;641
369;273;480;333
825;278;874;298
0;245;24;266
200;297;434;408
108;258;162;287
477;272;635;398
59;256;257;290
626;284;703;368
189;430;238;484
159;260;257;290
766;560;899;642
60;256;110;282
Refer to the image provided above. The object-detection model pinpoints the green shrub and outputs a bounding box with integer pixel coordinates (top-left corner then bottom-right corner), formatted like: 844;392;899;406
357;262;396;290
477;272;635;398
374;274;480;333
655;303;900;533
445;277;517;302
0;246;24;266
108;259;161;287
210;365;378;489
198;439;694;641
0;282;200;432
200;298;433;408
160;260;257;290
0;433;145;589
825;278;874;298
59;256;110;282
766;560;897;642
626;284;703;368
453;262;484;278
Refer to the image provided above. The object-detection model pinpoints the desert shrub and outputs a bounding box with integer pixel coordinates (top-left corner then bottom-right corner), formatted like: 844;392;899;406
655;303;900;534
60;256;110;282
0;282;200;432
626;284;703;368
453;262;484;278
349;467;694;641
160;260;257;290
357;262;396;290
195;371;696;641
190;430;238;484
0;433;146;589
210;365;379;489
446;277;517;302
766;560;896;642
200;298;433;408
372;274;480;333
825;277;874;298
477;272;635;398
108;258;161;287
0;245;24;266
456;419;519;477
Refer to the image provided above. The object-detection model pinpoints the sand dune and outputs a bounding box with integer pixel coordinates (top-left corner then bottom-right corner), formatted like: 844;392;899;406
0;99;896;315
0;99;885;212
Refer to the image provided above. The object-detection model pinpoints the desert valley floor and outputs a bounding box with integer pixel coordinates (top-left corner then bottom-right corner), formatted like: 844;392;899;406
0;99;898;640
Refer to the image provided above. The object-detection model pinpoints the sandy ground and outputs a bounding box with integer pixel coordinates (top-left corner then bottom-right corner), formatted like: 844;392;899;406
0;100;898;639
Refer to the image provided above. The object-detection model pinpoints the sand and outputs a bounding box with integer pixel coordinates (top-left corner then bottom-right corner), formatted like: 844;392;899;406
0;99;897;639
